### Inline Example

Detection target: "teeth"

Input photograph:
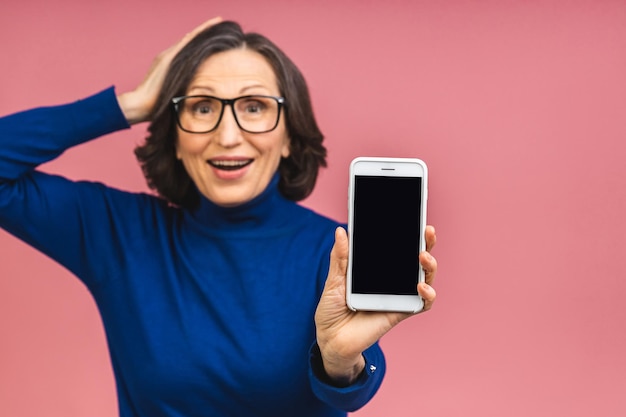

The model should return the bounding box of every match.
[212,160,249,167]
[208,159,253,171]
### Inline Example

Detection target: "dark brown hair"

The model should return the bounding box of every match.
[134,21,327,208]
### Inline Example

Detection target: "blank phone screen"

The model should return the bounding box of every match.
[352,175,422,295]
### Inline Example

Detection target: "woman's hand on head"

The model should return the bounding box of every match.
[314,225,437,386]
[117,16,223,125]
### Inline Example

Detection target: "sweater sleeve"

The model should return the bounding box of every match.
[0,88,135,287]
[0,87,129,181]
[308,341,386,412]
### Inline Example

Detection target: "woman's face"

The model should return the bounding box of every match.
[175,48,290,207]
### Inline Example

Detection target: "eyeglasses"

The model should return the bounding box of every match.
[171,95,285,134]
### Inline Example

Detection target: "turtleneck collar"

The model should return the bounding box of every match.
[186,173,297,233]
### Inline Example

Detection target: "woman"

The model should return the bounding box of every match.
[0,18,438,417]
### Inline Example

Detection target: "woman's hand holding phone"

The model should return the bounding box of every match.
[314,224,437,386]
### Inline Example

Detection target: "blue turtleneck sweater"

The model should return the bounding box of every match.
[0,88,385,417]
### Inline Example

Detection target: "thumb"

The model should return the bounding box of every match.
[328,227,349,283]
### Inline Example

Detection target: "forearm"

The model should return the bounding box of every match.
[0,87,129,181]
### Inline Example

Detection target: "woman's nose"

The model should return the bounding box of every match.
[214,106,244,148]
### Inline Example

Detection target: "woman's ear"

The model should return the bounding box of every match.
[281,137,290,158]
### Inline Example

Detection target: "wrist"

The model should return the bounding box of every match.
[318,343,366,387]
[116,91,152,125]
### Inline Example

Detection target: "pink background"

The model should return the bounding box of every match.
[1,1,625,416]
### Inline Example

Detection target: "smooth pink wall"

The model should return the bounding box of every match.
[1,1,625,416]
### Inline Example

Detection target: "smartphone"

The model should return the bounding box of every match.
[346,157,428,313]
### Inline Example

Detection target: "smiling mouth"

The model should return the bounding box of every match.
[207,159,253,171]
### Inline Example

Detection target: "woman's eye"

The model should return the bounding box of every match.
[243,100,266,113]
[192,101,215,115]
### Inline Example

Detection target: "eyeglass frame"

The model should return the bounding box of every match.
[171,95,286,134]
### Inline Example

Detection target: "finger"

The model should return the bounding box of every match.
[182,16,223,42]
[328,227,349,280]
[192,16,224,34]
[321,227,349,294]
[417,282,436,312]
[318,228,350,311]
[171,16,223,57]
[425,225,436,252]
[419,251,437,286]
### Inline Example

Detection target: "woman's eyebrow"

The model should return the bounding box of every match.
[186,83,272,97]
[187,86,215,94]
[239,84,269,94]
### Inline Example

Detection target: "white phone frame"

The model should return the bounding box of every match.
[346,157,428,313]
